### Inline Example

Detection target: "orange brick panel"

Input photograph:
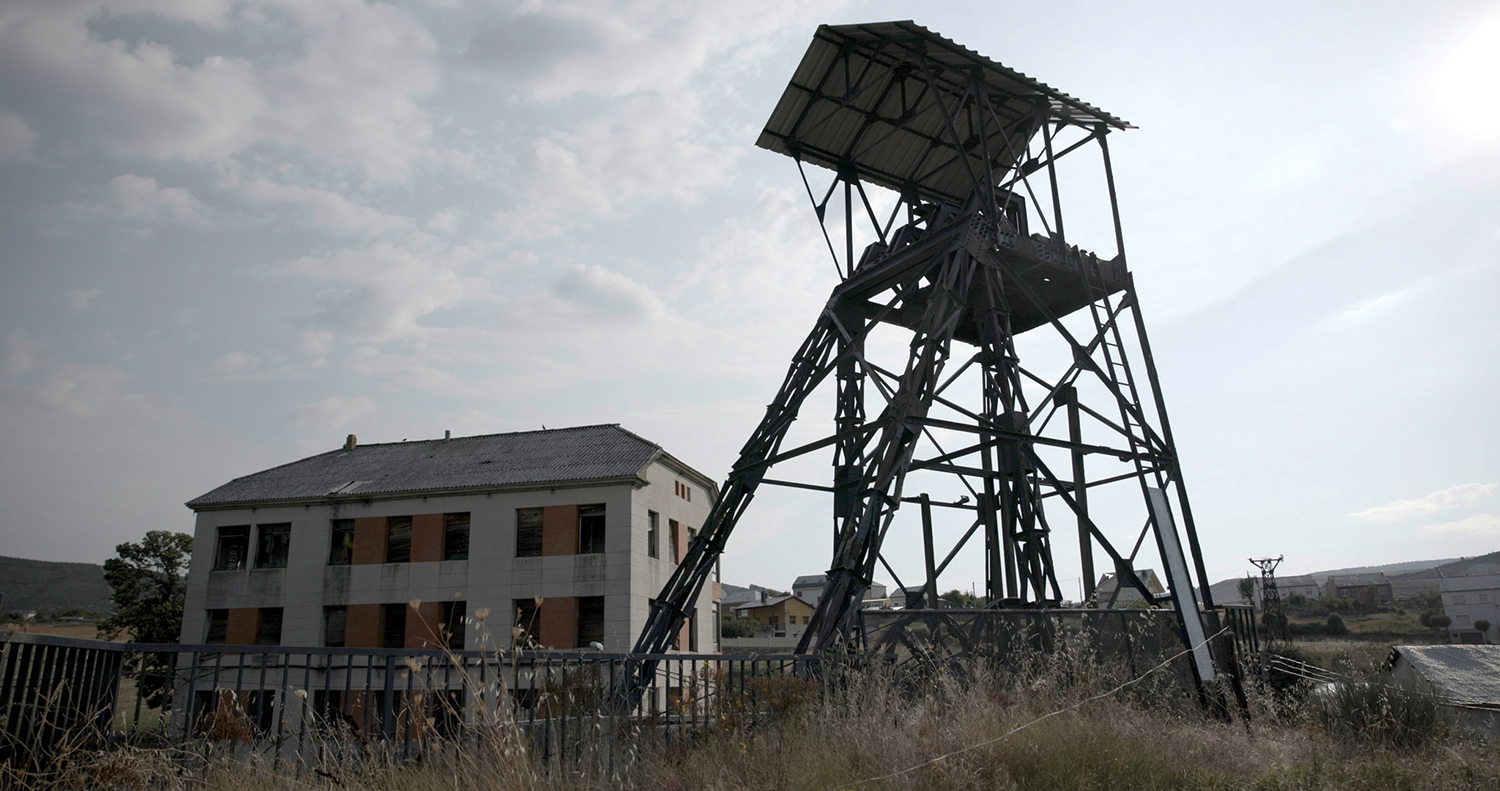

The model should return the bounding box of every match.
[224,608,260,646]
[352,517,386,565]
[712,581,723,602]
[542,505,579,556]
[411,514,444,563]
[538,596,577,649]
[345,603,382,647]
[405,601,444,649]
[677,620,690,652]
[674,522,690,564]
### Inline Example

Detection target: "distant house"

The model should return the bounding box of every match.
[1094,569,1165,608]
[792,574,827,606]
[734,595,816,637]
[720,584,769,610]
[1440,571,1500,644]
[1325,573,1393,602]
[1388,645,1500,736]
[1274,575,1321,600]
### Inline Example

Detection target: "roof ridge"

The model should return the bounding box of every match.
[353,423,629,449]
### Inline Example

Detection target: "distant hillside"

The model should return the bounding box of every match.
[1208,550,1500,603]
[0,555,112,614]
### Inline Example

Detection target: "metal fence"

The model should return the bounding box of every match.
[1,632,816,772]
[3,609,1262,772]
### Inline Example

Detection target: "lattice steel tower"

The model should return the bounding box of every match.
[630,21,1218,685]
[1250,556,1287,643]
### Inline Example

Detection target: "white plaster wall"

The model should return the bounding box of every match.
[182,462,719,653]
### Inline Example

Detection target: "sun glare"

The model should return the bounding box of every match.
[1432,12,1500,142]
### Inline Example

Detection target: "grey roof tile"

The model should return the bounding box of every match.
[188,424,668,509]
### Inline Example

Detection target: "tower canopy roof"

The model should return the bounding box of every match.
[758,21,1130,206]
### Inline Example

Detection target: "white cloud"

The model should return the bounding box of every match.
[280,242,476,342]
[550,264,665,322]
[4,329,38,375]
[0,0,439,182]
[425,208,460,233]
[462,1,842,99]
[67,289,101,312]
[1351,483,1498,521]
[23,364,138,417]
[0,111,37,159]
[494,92,738,239]
[210,350,257,376]
[291,394,376,430]
[1425,513,1500,535]
[236,178,409,236]
[110,175,210,225]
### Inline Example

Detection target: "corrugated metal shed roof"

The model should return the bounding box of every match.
[188,424,682,509]
[1391,645,1500,706]
[758,21,1129,206]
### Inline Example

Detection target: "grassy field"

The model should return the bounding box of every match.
[12,655,1500,791]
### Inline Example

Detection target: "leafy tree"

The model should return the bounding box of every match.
[98,531,192,707]
[1476,619,1491,635]
[940,589,987,608]
[1428,614,1452,633]
[719,613,760,639]
[1325,613,1348,636]
[1237,575,1257,605]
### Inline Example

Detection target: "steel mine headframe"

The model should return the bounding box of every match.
[629,21,1217,686]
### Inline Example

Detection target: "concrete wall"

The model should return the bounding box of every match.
[181,458,717,653]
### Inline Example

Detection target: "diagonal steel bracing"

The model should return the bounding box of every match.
[623,21,1222,711]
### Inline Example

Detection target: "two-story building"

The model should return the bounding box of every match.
[181,425,719,654]
[1441,570,1500,644]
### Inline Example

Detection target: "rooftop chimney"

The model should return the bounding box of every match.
[344,434,357,451]
[444,430,451,441]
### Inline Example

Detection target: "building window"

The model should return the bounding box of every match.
[382,603,407,649]
[513,598,540,646]
[205,609,228,644]
[385,516,412,563]
[1457,615,1472,626]
[1482,593,1491,604]
[577,596,605,648]
[647,511,660,559]
[324,606,347,648]
[1455,595,1467,605]
[441,601,466,650]
[443,513,470,561]
[328,519,354,565]
[254,524,291,569]
[713,603,721,651]
[675,481,692,502]
[214,526,250,570]
[688,607,698,652]
[516,508,543,558]
[669,519,680,562]
[256,608,284,646]
[578,504,606,554]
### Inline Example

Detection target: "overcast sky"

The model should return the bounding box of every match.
[2,0,1498,593]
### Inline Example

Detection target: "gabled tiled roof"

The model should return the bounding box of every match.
[188,424,699,509]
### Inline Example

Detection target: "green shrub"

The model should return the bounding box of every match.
[1312,671,1448,749]
[1326,614,1348,636]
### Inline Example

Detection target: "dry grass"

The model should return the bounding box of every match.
[10,654,1500,791]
